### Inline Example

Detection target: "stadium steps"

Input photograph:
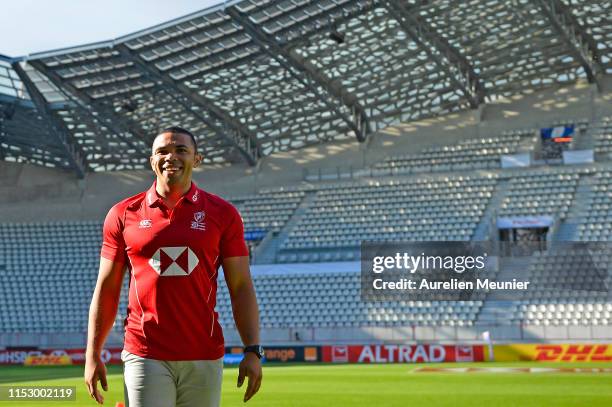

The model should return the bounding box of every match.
[554,174,596,241]
[474,300,518,326]
[573,122,597,150]
[472,179,510,240]
[516,132,538,153]
[252,191,319,264]
[475,257,532,325]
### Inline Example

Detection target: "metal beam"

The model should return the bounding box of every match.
[226,6,372,143]
[12,62,87,178]
[28,60,151,156]
[115,44,261,166]
[269,0,376,48]
[383,0,485,109]
[535,0,604,86]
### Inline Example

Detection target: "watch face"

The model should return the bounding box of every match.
[258,346,265,358]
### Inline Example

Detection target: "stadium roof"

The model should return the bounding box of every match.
[0,0,609,177]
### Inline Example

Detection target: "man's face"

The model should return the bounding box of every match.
[150,132,201,185]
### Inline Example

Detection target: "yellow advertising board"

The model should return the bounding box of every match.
[489,344,612,362]
[24,355,72,366]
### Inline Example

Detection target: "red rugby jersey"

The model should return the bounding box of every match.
[100,182,248,360]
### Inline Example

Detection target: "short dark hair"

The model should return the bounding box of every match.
[155,126,198,151]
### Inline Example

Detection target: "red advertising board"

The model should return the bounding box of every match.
[0,348,123,365]
[322,344,484,363]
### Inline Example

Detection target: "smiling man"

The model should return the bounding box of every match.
[84,126,263,406]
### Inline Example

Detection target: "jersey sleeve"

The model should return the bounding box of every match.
[219,204,249,259]
[100,203,127,263]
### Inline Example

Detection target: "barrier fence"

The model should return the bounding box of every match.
[2,343,611,365]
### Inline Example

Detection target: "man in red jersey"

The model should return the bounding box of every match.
[84,127,262,406]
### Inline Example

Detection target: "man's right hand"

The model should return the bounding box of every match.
[84,354,108,404]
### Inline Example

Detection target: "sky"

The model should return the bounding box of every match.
[0,0,225,57]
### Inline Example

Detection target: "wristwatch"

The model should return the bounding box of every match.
[243,345,265,359]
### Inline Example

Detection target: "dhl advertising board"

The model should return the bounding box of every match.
[490,344,612,362]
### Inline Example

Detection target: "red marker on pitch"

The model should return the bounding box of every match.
[115,402,125,407]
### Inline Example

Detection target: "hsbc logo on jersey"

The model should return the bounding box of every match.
[148,246,199,276]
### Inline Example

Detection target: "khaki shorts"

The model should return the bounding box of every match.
[121,350,223,407]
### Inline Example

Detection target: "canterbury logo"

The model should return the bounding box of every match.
[148,246,199,276]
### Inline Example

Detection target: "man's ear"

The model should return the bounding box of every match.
[149,155,156,172]
[194,153,203,168]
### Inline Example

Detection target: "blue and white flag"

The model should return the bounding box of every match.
[541,125,574,140]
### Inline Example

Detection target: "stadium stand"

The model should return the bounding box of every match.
[217,271,483,329]
[230,190,305,238]
[280,174,496,255]
[1,0,611,348]
[372,130,535,174]
[497,168,586,220]
[577,169,612,241]
[1,162,611,336]
[0,221,106,333]
[593,116,612,157]
[512,248,612,326]
[1,164,611,342]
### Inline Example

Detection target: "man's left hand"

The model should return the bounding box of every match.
[237,352,262,402]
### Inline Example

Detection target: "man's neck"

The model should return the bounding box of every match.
[155,180,191,209]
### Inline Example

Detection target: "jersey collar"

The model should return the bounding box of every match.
[146,181,200,207]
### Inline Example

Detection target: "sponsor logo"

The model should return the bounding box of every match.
[304,347,318,362]
[224,354,244,364]
[265,349,296,362]
[331,346,348,363]
[455,345,474,362]
[357,345,446,363]
[149,246,199,276]
[191,211,206,231]
[534,345,612,362]
[0,351,42,364]
[322,344,483,364]
[139,219,152,228]
[24,355,72,366]
[0,348,122,365]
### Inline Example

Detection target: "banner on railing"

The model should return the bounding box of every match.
[490,344,612,362]
[321,344,484,363]
[0,348,123,365]
[225,346,320,363]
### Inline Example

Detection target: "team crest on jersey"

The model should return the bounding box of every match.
[191,211,206,231]
[139,219,152,228]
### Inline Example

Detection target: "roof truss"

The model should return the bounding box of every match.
[12,62,87,178]
[28,60,151,157]
[383,0,485,109]
[227,5,372,143]
[116,44,261,166]
[534,0,605,87]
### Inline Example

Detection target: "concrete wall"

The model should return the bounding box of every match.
[1,324,610,348]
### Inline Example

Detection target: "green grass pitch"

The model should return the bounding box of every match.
[1,362,611,406]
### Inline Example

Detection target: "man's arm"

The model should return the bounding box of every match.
[223,256,262,403]
[84,257,126,405]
